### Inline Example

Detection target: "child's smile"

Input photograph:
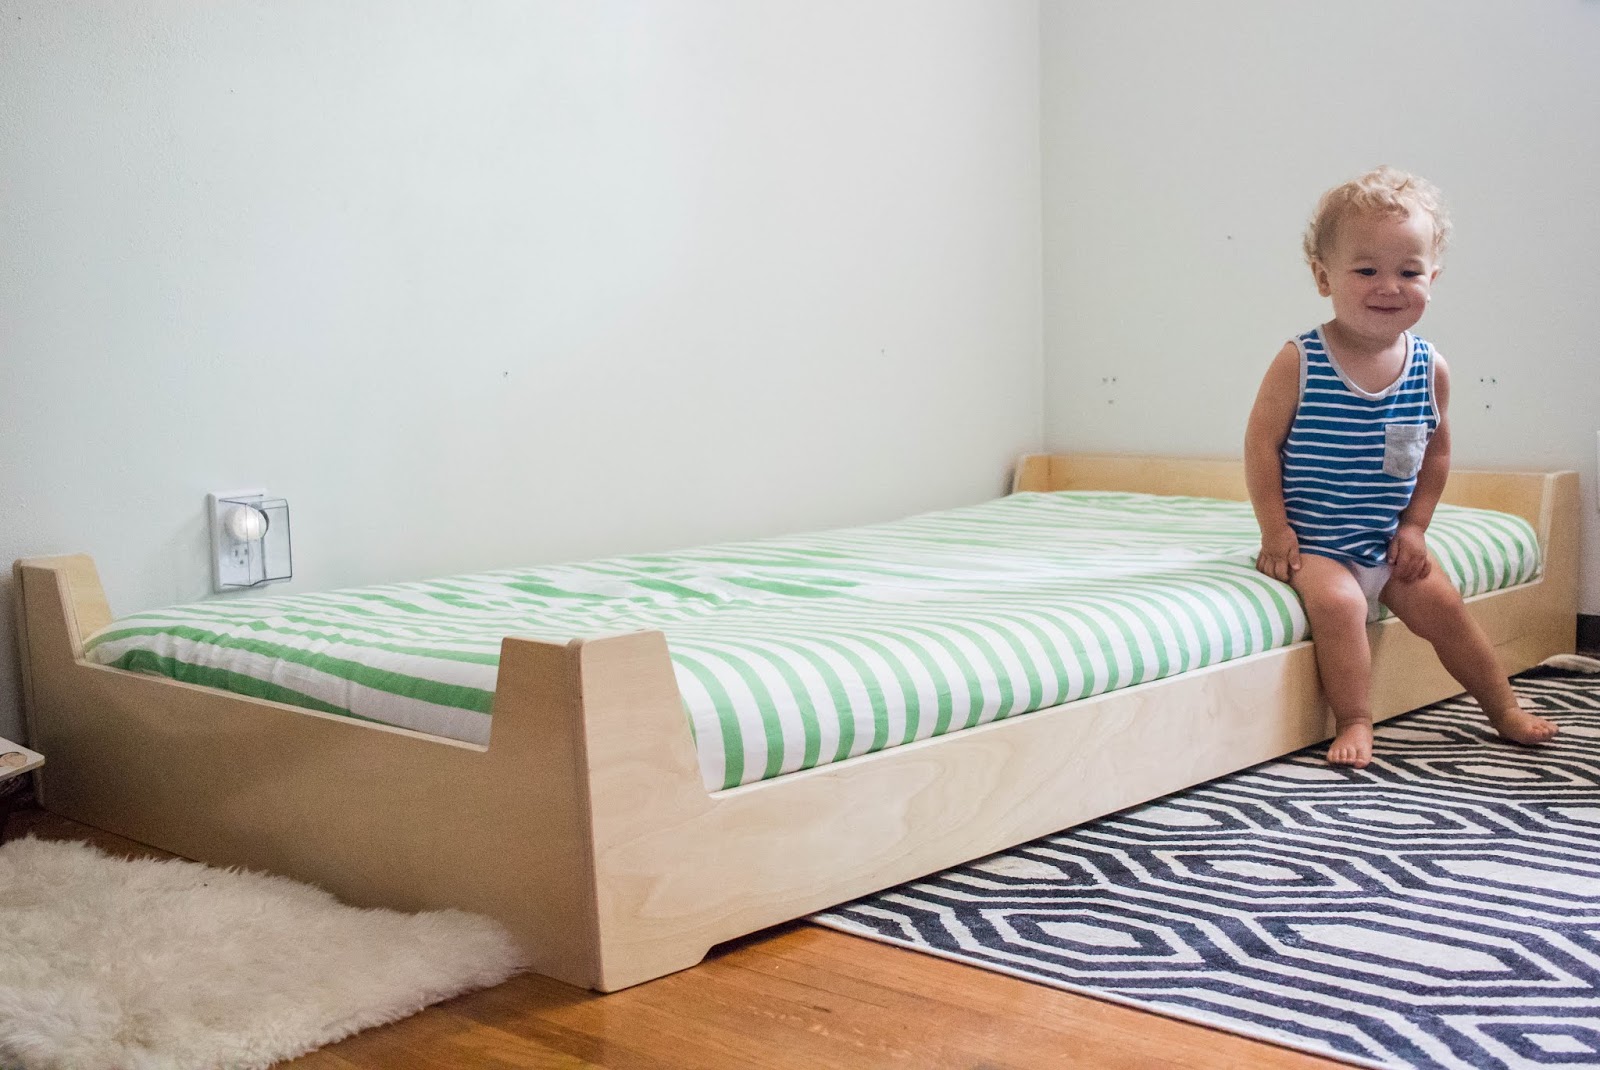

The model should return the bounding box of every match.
[1312,211,1439,347]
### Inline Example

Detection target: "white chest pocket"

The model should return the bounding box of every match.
[1383,422,1429,479]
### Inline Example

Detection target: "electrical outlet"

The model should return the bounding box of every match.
[208,488,266,592]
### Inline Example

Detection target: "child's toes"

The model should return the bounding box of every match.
[1489,709,1559,746]
[1327,742,1370,768]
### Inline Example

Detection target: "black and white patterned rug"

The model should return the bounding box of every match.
[813,669,1600,1070]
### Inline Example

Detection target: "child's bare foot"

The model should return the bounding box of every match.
[1486,706,1559,745]
[1327,720,1373,768]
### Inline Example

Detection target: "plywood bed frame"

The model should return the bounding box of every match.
[12,455,1579,992]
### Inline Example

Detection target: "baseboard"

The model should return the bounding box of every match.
[1580,614,1600,657]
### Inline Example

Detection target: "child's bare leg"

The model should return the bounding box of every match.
[1382,564,1558,744]
[1292,556,1376,767]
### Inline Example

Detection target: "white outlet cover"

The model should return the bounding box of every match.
[208,488,266,592]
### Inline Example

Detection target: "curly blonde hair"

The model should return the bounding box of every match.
[1302,166,1451,266]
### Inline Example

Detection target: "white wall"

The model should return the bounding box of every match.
[1042,1,1600,613]
[0,1,1044,742]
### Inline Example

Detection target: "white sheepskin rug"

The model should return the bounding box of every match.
[0,837,525,1070]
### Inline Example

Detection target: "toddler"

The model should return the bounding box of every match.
[1243,166,1558,767]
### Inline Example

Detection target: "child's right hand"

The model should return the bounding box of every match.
[1255,528,1302,582]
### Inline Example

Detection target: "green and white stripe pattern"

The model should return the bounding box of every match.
[83,492,1541,790]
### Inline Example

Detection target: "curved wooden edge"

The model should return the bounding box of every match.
[12,555,111,779]
[10,560,40,749]
[10,556,629,990]
[569,631,717,989]
[1508,470,1579,655]
[13,554,111,671]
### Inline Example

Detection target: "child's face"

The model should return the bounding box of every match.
[1312,210,1440,341]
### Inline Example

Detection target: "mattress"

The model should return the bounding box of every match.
[82,492,1541,790]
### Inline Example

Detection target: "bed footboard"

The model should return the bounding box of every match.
[13,555,619,987]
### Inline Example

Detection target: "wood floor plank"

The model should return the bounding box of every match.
[722,927,1335,1070]
[6,807,1347,1069]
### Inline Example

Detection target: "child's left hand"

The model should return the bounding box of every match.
[1386,522,1432,581]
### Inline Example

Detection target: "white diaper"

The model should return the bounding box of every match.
[1342,560,1393,624]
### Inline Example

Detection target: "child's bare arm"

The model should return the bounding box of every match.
[1389,357,1453,580]
[1244,343,1302,581]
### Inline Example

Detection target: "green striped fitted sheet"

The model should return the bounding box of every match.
[83,492,1540,790]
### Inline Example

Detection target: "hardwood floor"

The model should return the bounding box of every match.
[8,807,1343,1069]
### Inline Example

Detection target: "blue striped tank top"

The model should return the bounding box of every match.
[1280,327,1438,566]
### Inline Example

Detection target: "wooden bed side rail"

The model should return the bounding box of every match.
[572,559,1577,991]
[576,464,1581,990]
[11,555,614,989]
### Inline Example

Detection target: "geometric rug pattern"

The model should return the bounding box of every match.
[814,671,1600,1070]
